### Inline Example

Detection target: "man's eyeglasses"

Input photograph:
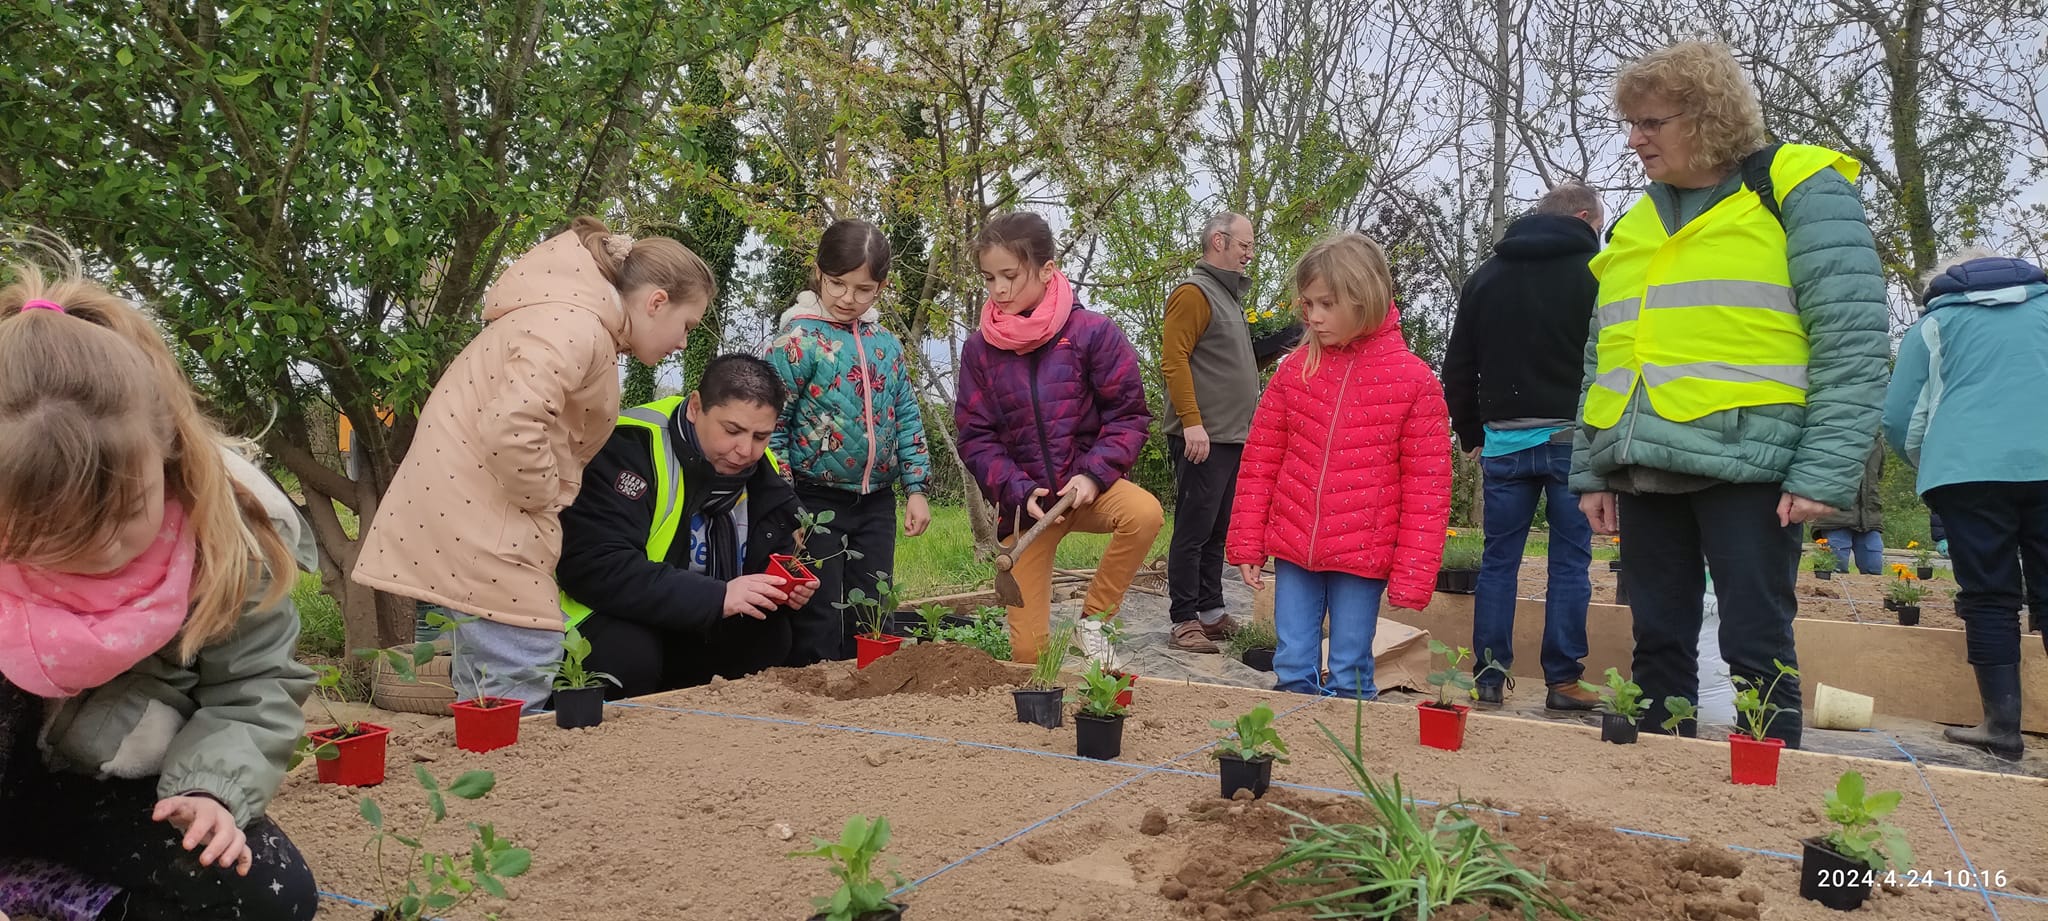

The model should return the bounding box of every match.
[1219,231,1256,253]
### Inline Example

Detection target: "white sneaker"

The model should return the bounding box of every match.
[1076,618,1118,671]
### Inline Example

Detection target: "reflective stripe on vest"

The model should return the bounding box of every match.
[1583,144,1859,427]
[559,397,780,629]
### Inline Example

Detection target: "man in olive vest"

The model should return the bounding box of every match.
[1161,213,1263,653]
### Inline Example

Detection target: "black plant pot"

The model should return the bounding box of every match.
[1012,688,1064,729]
[1435,568,1478,594]
[1917,566,1935,580]
[1896,605,1921,626]
[808,903,907,921]
[888,610,973,638]
[1608,559,1622,573]
[1882,597,1899,611]
[1217,752,1275,799]
[1799,837,1874,911]
[1600,711,1639,745]
[1816,569,1833,581]
[1075,713,1125,760]
[1240,648,1275,672]
[552,686,605,730]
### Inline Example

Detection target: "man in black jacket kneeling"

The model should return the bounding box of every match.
[558,354,817,697]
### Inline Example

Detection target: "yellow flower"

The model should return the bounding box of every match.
[1447,528,1459,537]
[1816,537,1830,546]
[1907,541,1919,549]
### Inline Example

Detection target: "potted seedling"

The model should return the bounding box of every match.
[547,625,619,730]
[1094,614,1137,708]
[1728,660,1800,785]
[1578,667,1648,744]
[1608,536,1622,572]
[1885,572,1924,626]
[1800,770,1913,911]
[1659,696,1700,736]
[1809,538,1838,580]
[299,664,391,787]
[367,629,529,753]
[778,508,859,594]
[1068,662,1134,760]
[789,815,908,921]
[1210,704,1289,799]
[359,767,531,921]
[1012,621,1074,729]
[838,577,906,669]
[1435,528,1481,594]
[1910,540,1936,580]
[1418,641,1505,751]
[1228,618,1279,672]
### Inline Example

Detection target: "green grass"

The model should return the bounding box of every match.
[293,571,346,659]
[887,504,1174,599]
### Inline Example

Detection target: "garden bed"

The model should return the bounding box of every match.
[1517,563,1965,629]
[278,647,2048,921]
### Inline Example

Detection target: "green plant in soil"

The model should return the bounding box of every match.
[1731,660,1800,742]
[834,574,903,641]
[1660,697,1699,733]
[788,815,905,921]
[1026,620,1077,690]
[795,508,864,572]
[1820,771,1913,872]
[1807,539,1839,573]
[1441,528,1483,570]
[1210,704,1290,763]
[911,603,955,644]
[1885,576,1924,607]
[1911,540,1934,571]
[1067,661,1134,718]
[1235,699,1582,920]
[360,767,531,921]
[1226,618,1279,657]
[548,625,620,692]
[1577,667,1648,720]
[1425,640,1505,708]
[934,608,1011,661]
[289,664,357,769]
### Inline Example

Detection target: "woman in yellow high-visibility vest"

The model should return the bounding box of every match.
[1569,42,1890,749]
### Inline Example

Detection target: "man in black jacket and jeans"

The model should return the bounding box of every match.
[1443,183,1604,712]
[557,355,818,698]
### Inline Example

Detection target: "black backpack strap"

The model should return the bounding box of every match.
[1742,143,1785,226]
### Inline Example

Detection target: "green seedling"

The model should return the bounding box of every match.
[934,609,1011,661]
[834,575,904,641]
[360,767,530,920]
[1731,660,1800,742]
[548,625,620,692]
[1210,704,1290,763]
[1885,576,1924,607]
[1026,620,1077,691]
[1660,696,1699,733]
[1426,640,1506,707]
[1577,668,1649,720]
[911,603,954,644]
[788,815,906,921]
[1068,661,1134,718]
[1820,771,1913,872]
[290,664,356,769]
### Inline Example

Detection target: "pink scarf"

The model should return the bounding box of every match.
[979,270,1076,354]
[0,500,196,698]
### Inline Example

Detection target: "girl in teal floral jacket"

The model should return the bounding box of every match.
[766,220,933,662]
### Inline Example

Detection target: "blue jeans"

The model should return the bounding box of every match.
[1817,528,1884,574]
[1473,442,1591,688]
[1273,559,1384,699]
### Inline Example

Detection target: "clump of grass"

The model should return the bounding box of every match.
[294,572,346,659]
[1226,618,1278,657]
[1235,700,1583,920]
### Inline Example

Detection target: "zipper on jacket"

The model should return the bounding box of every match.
[1027,350,1061,498]
[1306,351,1355,567]
[1620,383,1643,465]
[852,323,878,494]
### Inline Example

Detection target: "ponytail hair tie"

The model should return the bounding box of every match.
[20,299,65,313]
[603,234,635,261]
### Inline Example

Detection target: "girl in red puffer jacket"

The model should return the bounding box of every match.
[1226,233,1453,699]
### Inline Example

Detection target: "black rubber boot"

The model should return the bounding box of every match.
[1944,663,2025,762]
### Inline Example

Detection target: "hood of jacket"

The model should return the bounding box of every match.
[779,290,879,329]
[1926,257,2048,312]
[481,230,628,344]
[1493,214,1600,260]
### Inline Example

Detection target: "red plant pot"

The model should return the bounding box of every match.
[767,554,819,592]
[1417,702,1470,751]
[1112,672,1137,709]
[855,634,905,669]
[310,722,390,787]
[1729,735,1785,786]
[450,697,522,753]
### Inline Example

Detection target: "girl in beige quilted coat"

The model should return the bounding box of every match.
[353,217,714,710]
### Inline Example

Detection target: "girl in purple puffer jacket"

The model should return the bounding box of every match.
[955,212,1163,665]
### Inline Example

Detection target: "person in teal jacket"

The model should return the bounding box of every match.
[1884,250,2048,763]
[766,220,934,663]
[1571,42,1890,749]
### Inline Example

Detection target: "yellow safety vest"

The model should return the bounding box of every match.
[1583,144,1860,427]
[559,396,780,629]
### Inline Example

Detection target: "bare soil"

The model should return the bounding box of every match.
[1521,563,1965,629]
[280,647,2048,921]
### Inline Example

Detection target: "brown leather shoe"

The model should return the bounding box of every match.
[1545,681,1602,712]
[1199,611,1240,641]
[1170,621,1221,653]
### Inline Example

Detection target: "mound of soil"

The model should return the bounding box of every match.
[772,642,1019,700]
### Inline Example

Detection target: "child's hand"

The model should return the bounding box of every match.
[1238,563,1264,590]
[1058,475,1100,508]
[725,574,790,619]
[153,794,252,876]
[904,493,931,537]
[1025,489,1066,524]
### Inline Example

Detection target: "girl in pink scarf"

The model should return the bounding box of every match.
[0,270,317,921]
